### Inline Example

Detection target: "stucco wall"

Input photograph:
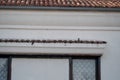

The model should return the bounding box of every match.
[0,10,120,27]
[0,10,120,80]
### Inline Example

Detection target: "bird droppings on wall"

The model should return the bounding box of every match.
[0,38,107,45]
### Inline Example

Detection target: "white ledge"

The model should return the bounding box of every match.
[0,43,106,55]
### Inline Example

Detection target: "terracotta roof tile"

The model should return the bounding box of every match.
[0,0,120,8]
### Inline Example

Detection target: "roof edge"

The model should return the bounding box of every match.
[0,6,120,12]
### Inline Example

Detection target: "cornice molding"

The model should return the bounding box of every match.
[0,25,120,31]
[0,39,106,55]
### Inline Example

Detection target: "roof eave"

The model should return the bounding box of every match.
[0,6,120,12]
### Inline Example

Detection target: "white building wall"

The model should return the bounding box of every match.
[0,10,120,80]
[0,10,120,27]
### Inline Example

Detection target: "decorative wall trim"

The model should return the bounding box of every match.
[0,38,106,55]
[0,25,120,31]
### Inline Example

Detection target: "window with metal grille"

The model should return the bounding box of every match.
[0,56,100,80]
[0,58,8,80]
[73,59,96,80]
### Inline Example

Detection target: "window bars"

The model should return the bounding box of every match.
[0,59,8,80]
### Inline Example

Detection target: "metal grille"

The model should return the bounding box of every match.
[73,59,96,80]
[0,58,8,80]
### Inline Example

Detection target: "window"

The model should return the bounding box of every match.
[0,58,8,80]
[0,55,100,80]
[12,58,69,80]
[73,59,96,80]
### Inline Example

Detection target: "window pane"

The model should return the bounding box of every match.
[12,58,69,80]
[73,59,96,80]
[0,58,8,80]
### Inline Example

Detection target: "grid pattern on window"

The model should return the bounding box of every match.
[0,58,8,80]
[73,59,96,80]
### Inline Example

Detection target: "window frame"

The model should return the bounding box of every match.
[0,54,101,80]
